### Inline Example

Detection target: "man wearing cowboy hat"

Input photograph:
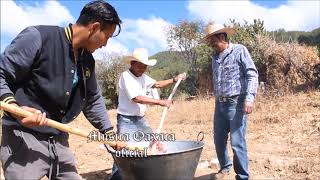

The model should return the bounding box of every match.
[203,23,258,180]
[109,48,186,180]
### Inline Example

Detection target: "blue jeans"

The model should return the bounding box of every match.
[110,114,153,178]
[213,97,249,180]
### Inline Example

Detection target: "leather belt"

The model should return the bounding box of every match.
[217,95,239,102]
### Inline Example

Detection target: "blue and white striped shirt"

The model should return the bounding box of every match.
[212,43,258,102]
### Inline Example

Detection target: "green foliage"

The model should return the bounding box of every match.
[229,19,268,72]
[166,20,213,95]
[147,51,189,97]
[230,19,266,43]
[166,20,204,71]
[268,29,305,43]
[146,45,213,96]
[95,57,127,109]
[194,44,213,72]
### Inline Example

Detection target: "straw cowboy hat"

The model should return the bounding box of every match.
[202,23,235,42]
[123,48,157,66]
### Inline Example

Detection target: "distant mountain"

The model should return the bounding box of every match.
[147,51,189,80]
[149,51,188,68]
[268,27,320,44]
[311,27,320,34]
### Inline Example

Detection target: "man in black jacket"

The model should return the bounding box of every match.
[0,1,123,179]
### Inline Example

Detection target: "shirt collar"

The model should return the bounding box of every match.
[220,43,233,57]
[214,43,233,63]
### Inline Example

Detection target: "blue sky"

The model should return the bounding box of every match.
[61,0,289,23]
[1,0,319,59]
[57,1,190,24]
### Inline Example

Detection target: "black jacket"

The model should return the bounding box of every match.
[0,25,113,134]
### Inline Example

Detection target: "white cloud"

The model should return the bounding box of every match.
[117,17,172,54]
[187,0,320,31]
[1,0,74,37]
[93,39,129,60]
[94,17,172,59]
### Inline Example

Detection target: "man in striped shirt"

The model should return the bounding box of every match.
[203,23,258,180]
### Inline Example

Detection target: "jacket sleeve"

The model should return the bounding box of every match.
[82,63,113,133]
[0,26,42,104]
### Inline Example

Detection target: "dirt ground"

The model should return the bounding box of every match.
[67,91,320,180]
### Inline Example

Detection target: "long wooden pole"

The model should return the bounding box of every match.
[156,73,185,134]
[0,102,143,151]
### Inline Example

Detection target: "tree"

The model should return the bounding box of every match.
[167,21,202,71]
[96,54,127,109]
[298,27,320,57]
[229,19,268,76]
[166,20,213,95]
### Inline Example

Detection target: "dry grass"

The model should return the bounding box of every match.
[255,35,320,91]
[68,91,320,179]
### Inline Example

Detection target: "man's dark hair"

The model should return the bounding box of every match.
[76,0,122,36]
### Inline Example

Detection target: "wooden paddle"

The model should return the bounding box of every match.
[156,72,185,134]
[0,101,142,151]
[149,73,186,154]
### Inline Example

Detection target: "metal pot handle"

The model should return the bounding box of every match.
[197,131,204,142]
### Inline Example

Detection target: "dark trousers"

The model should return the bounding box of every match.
[0,125,80,180]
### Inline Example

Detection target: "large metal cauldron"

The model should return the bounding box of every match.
[106,141,204,180]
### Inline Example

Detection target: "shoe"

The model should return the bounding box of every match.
[108,171,122,180]
[212,169,230,179]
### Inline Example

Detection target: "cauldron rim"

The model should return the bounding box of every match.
[106,140,204,157]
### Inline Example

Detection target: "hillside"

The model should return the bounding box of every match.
[147,51,189,80]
